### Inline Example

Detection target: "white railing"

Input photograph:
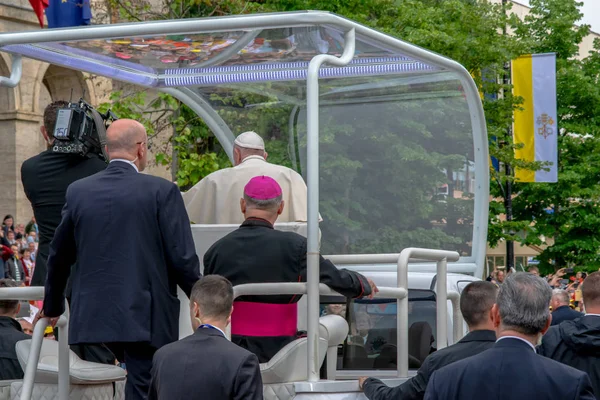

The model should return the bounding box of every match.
[0,286,70,400]
[231,247,460,380]
[396,248,459,377]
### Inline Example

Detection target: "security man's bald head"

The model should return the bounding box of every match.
[106,119,148,171]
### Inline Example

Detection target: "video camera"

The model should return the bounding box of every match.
[52,98,118,162]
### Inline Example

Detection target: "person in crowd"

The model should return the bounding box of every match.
[27,230,37,244]
[424,273,595,400]
[550,288,583,325]
[27,242,37,262]
[18,318,33,335]
[14,224,25,241]
[538,271,600,396]
[149,276,263,400]
[2,215,14,237]
[183,131,313,224]
[495,269,505,285]
[25,216,38,237]
[6,230,16,246]
[359,281,498,400]
[20,248,33,285]
[35,119,202,400]
[21,100,107,288]
[3,244,24,283]
[0,279,31,380]
[203,175,377,363]
[528,265,540,276]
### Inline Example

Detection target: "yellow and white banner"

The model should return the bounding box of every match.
[512,53,558,183]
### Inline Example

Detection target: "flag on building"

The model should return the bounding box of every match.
[512,53,558,183]
[45,0,92,29]
[28,0,49,28]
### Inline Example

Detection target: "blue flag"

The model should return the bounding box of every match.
[45,0,91,29]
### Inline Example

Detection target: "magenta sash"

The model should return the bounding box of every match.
[231,301,298,337]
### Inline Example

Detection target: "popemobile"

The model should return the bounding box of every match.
[0,10,488,400]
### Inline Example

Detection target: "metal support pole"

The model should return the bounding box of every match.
[501,0,514,273]
[0,54,22,88]
[57,316,70,400]
[306,28,356,381]
[447,291,463,343]
[436,258,448,350]
[21,318,47,400]
[396,251,410,378]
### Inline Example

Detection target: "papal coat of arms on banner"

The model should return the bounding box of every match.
[536,113,555,139]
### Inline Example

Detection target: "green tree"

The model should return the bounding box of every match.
[509,0,600,273]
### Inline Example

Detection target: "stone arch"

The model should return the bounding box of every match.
[41,64,91,107]
[0,53,18,112]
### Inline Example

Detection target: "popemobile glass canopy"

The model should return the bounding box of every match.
[0,11,489,275]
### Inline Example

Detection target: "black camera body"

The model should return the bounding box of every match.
[52,98,117,162]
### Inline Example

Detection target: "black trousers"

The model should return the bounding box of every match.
[105,342,157,400]
[54,296,117,365]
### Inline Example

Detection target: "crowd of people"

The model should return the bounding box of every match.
[488,264,593,311]
[0,214,39,284]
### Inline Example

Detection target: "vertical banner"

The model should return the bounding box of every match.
[512,53,558,183]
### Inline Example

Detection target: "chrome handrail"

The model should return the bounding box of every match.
[396,247,460,378]
[0,287,70,400]
[231,247,460,381]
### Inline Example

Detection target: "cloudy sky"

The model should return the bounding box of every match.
[514,0,600,33]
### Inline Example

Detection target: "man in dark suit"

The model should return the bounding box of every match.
[538,272,600,396]
[424,273,596,400]
[149,275,263,400]
[359,281,498,400]
[21,100,107,287]
[21,101,112,365]
[550,288,583,325]
[35,119,202,400]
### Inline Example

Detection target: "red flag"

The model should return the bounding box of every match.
[29,0,50,28]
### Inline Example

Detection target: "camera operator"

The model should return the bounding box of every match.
[21,100,112,364]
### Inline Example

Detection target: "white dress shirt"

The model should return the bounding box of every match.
[110,158,138,172]
[496,335,536,352]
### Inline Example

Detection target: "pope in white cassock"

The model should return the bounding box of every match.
[182,131,312,224]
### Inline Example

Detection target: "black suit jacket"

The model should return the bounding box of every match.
[149,327,263,400]
[42,161,201,348]
[551,305,584,326]
[21,150,107,287]
[424,337,596,400]
[0,317,30,380]
[364,330,496,400]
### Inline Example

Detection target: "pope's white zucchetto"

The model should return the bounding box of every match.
[234,131,265,151]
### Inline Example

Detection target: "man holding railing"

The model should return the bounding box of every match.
[34,119,202,400]
[203,175,378,363]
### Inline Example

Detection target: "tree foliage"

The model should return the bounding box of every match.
[508,0,600,273]
[100,0,600,270]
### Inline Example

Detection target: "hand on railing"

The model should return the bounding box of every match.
[366,278,379,299]
[33,309,59,329]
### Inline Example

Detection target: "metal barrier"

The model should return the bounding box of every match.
[0,286,70,400]
[447,291,463,343]
[231,246,460,381]
[396,248,460,378]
